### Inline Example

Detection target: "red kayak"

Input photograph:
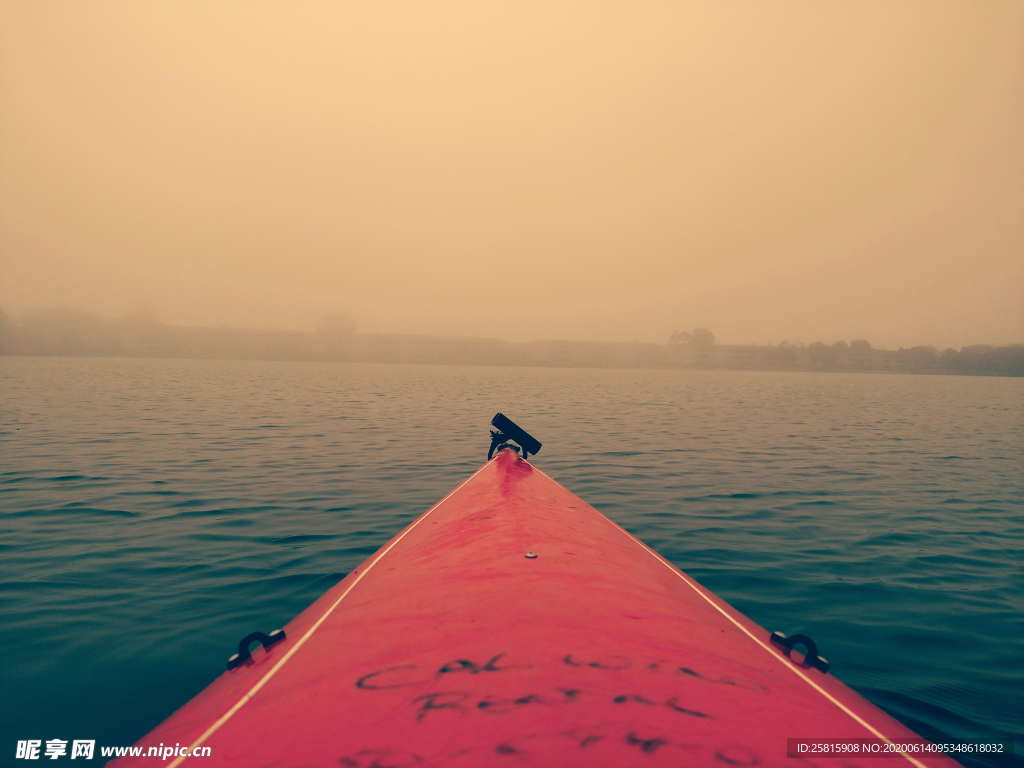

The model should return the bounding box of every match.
[113,415,961,767]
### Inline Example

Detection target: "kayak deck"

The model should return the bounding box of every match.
[115,449,960,767]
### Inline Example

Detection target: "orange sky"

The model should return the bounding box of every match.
[2,1,1022,348]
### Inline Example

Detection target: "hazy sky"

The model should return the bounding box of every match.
[3,1,1022,348]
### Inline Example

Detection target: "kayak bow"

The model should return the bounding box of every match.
[113,416,960,768]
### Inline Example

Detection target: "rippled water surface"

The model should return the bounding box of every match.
[2,356,1021,765]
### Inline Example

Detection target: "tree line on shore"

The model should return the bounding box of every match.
[1,308,1021,377]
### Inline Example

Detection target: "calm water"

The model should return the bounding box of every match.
[1,356,1021,766]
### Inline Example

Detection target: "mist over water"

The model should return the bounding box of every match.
[1,357,1021,765]
[3,2,1023,348]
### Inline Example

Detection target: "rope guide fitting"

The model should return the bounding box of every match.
[769,631,830,673]
[227,629,287,670]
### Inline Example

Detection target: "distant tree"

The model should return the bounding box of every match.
[956,345,996,374]
[940,348,959,370]
[843,339,875,369]
[900,346,939,369]
[691,328,715,350]
[688,328,714,365]
[768,342,799,367]
[831,340,850,368]
[989,345,1024,376]
[806,341,838,369]
[667,328,715,365]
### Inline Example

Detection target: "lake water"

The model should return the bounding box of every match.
[1,356,1021,766]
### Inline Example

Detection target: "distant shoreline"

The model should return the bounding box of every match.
[3,347,1022,379]
[2,310,1021,377]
